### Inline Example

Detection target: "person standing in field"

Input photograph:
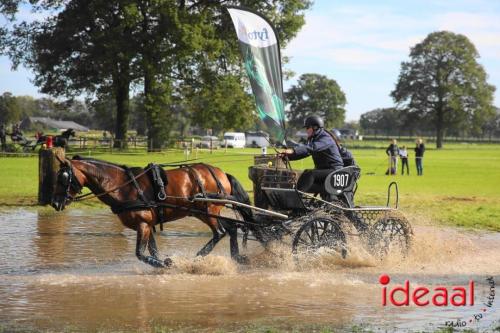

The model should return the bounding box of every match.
[399,145,409,175]
[415,138,425,176]
[385,139,399,175]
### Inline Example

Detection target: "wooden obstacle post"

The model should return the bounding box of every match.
[38,147,65,205]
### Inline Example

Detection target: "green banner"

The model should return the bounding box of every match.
[227,6,286,144]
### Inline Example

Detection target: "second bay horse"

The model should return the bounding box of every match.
[51,156,255,268]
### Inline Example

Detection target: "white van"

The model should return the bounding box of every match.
[223,132,246,148]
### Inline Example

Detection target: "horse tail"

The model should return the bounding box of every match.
[227,173,253,223]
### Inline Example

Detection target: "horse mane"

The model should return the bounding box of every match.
[72,155,127,169]
[71,155,147,175]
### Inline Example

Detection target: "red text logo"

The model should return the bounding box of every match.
[380,274,475,307]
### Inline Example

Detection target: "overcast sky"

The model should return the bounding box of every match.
[1,0,499,121]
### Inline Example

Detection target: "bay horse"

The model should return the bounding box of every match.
[51,156,255,268]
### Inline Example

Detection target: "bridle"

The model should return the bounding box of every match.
[56,163,84,202]
[59,160,155,202]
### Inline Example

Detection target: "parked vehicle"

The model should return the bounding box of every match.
[223,132,246,148]
[338,128,360,140]
[198,136,220,149]
[245,131,269,148]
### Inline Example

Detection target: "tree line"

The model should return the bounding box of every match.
[0,70,348,141]
[1,3,497,149]
[0,92,148,135]
[362,31,497,147]
[359,106,500,140]
[0,0,314,149]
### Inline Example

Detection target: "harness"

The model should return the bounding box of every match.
[107,163,228,231]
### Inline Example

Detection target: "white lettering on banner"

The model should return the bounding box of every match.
[247,28,269,41]
[227,8,278,48]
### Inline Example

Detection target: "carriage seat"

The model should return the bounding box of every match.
[323,166,361,207]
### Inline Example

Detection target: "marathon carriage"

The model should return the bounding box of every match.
[243,157,414,260]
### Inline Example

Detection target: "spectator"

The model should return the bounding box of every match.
[399,145,409,175]
[385,139,399,175]
[0,123,6,151]
[415,138,425,176]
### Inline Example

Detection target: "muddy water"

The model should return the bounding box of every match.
[0,208,499,332]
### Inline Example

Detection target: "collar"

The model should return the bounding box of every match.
[310,127,323,139]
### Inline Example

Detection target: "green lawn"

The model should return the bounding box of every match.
[1,144,499,231]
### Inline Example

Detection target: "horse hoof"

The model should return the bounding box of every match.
[163,257,173,267]
[234,255,250,265]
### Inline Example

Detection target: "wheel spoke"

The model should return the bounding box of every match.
[320,223,328,238]
[369,218,411,258]
[312,223,321,243]
[305,228,314,243]
[293,217,347,255]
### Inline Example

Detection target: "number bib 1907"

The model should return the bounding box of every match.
[331,172,350,190]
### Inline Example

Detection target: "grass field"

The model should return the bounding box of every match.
[1,143,499,231]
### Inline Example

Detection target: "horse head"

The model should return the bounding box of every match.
[51,156,84,211]
[64,128,76,138]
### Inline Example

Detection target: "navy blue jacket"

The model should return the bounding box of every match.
[288,128,344,170]
[386,143,399,156]
[415,143,425,157]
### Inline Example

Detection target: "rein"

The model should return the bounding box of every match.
[70,159,250,203]
[72,162,223,203]
[73,165,154,202]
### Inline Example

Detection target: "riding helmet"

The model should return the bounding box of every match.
[303,115,324,128]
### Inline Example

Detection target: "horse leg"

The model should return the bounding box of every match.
[147,232,172,266]
[136,222,171,268]
[224,218,249,264]
[147,231,159,259]
[196,224,226,257]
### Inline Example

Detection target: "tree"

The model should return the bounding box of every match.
[88,96,116,134]
[6,1,138,148]
[286,73,346,130]
[3,0,312,149]
[482,107,500,139]
[15,95,39,117]
[391,31,496,148]
[189,74,255,133]
[0,92,21,124]
[359,108,402,136]
[129,94,147,136]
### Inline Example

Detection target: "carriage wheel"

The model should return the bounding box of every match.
[292,217,347,258]
[368,215,412,259]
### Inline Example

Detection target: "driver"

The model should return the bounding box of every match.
[279,115,344,199]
